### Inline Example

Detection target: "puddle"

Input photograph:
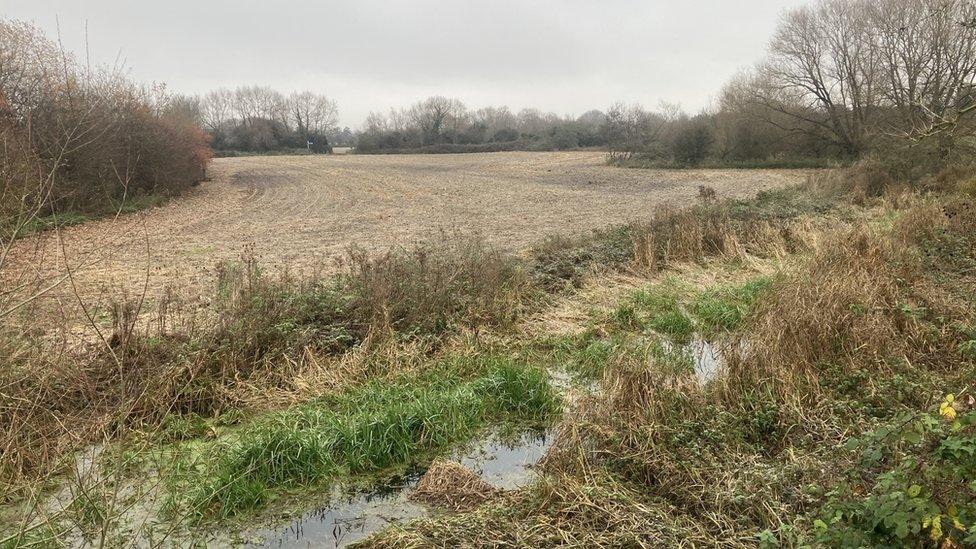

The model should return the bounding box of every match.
[662,335,724,381]
[248,429,554,548]
[250,481,425,548]
[458,429,554,490]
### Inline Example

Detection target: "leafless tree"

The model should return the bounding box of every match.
[201,88,233,133]
[745,0,976,155]
[409,96,456,145]
[605,102,669,157]
[473,106,516,137]
[870,0,976,143]
[231,85,287,127]
[759,0,883,155]
[289,91,338,138]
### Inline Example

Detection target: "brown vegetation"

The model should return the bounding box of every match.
[0,19,210,223]
[409,460,500,510]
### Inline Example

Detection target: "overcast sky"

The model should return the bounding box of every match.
[4,0,807,128]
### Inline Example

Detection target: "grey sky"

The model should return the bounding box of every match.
[4,0,807,128]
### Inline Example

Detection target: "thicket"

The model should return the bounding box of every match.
[0,19,211,228]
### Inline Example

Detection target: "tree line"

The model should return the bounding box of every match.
[183,0,975,172]
[721,0,976,174]
[355,98,608,153]
[351,0,975,171]
[192,86,350,153]
[3,0,973,232]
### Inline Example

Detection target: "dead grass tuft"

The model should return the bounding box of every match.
[409,460,499,511]
[727,224,962,412]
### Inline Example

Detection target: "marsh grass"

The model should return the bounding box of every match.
[168,356,560,520]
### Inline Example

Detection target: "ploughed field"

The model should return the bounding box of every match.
[8,152,806,328]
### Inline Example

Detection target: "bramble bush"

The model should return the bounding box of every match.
[816,393,976,547]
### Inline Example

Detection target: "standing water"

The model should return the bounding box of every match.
[661,335,725,381]
[248,429,554,548]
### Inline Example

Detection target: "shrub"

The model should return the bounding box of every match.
[0,19,210,220]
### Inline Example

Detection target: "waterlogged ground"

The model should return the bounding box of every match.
[248,430,554,548]
[0,260,779,548]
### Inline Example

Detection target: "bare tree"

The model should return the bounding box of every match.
[289,91,338,138]
[473,106,516,137]
[388,107,410,133]
[446,98,467,144]
[760,0,883,155]
[605,102,669,157]
[201,88,233,133]
[409,96,455,145]
[746,0,976,155]
[870,0,976,144]
[231,85,286,127]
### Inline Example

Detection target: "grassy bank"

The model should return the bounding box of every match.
[2,167,974,547]
[363,174,976,547]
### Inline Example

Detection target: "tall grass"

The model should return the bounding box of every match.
[363,175,976,548]
[0,236,530,496]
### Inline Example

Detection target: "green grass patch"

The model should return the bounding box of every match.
[168,355,560,520]
[10,194,167,238]
[613,282,695,342]
[538,332,620,380]
[690,277,772,333]
[611,276,772,341]
[17,211,91,236]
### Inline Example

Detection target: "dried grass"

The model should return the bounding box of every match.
[409,460,499,511]
[629,202,818,273]
[730,222,965,411]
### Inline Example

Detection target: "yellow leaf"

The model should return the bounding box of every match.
[941,400,958,422]
[952,516,966,531]
[948,505,965,531]
[931,514,944,542]
[942,536,960,549]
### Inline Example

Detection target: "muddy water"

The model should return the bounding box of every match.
[249,430,554,548]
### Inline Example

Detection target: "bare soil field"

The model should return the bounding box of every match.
[7,151,806,330]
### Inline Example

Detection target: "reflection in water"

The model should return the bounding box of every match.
[661,335,726,381]
[250,430,554,548]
